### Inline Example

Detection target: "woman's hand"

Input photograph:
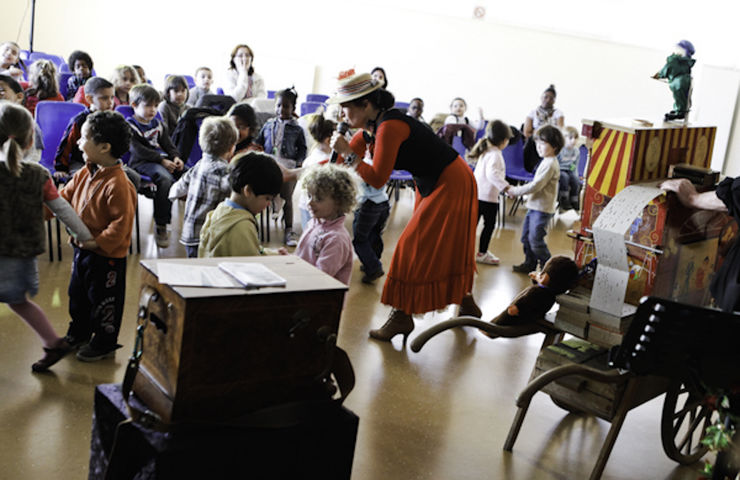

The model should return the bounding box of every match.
[330,132,353,157]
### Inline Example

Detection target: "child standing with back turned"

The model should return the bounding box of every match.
[60,110,137,361]
[0,102,93,372]
[506,125,563,274]
[468,119,512,265]
[169,116,238,257]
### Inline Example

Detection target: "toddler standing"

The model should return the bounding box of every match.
[298,114,335,227]
[0,102,92,372]
[255,87,307,246]
[60,110,137,361]
[169,116,238,257]
[469,119,512,265]
[292,164,356,285]
[506,125,564,273]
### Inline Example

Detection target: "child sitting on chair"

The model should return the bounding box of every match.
[199,152,282,257]
[24,59,64,117]
[158,75,190,134]
[287,164,356,286]
[0,74,44,162]
[505,125,563,274]
[54,77,141,189]
[0,41,25,81]
[188,67,215,107]
[169,117,238,258]
[557,126,581,212]
[60,110,137,362]
[127,84,184,248]
[65,50,93,100]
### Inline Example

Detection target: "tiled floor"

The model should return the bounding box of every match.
[0,191,708,479]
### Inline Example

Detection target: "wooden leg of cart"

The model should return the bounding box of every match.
[588,377,640,480]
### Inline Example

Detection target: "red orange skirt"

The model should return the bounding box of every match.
[381,156,478,314]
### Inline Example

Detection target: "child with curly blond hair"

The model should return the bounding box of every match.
[292,164,357,285]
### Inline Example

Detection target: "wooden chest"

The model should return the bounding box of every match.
[132,256,348,423]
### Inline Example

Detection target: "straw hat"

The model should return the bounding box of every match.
[327,71,382,104]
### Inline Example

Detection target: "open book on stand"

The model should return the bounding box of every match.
[218,262,287,288]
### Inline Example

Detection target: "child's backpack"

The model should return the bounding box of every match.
[171,107,222,168]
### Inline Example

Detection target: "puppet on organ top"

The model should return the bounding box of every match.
[653,39,695,121]
[488,255,579,328]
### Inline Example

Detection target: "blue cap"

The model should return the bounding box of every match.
[677,39,695,58]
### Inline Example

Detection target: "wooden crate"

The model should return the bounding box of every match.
[132,256,348,423]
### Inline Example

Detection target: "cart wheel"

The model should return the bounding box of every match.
[661,381,716,465]
[550,396,583,414]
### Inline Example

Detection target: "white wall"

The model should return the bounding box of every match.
[4,0,739,172]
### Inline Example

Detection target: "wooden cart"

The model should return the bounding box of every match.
[411,317,717,479]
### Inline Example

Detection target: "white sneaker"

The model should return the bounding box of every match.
[476,251,500,265]
[272,197,285,221]
[284,230,298,247]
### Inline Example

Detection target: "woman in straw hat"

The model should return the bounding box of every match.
[329,70,481,343]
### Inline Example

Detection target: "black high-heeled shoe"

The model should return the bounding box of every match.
[369,309,415,343]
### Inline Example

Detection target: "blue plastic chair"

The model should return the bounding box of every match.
[502,139,533,216]
[216,87,224,95]
[394,101,410,110]
[300,101,325,117]
[267,90,276,99]
[475,121,489,141]
[577,144,589,179]
[386,170,414,202]
[164,74,195,89]
[36,101,85,261]
[28,51,65,68]
[306,94,329,103]
[451,135,467,160]
[58,72,75,99]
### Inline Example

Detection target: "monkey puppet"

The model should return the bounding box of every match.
[491,255,579,328]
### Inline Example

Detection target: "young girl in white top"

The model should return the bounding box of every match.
[443,97,484,129]
[225,44,266,102]
[0,102,93,372]
[469,120,512,265]
[505,125,564,274]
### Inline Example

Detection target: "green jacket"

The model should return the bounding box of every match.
[198,201,261,258]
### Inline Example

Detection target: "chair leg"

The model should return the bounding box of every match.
[55,217,62,261]
[46,219,53,262]
[135,203,141,254]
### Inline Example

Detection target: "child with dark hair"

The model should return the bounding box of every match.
[371,67,388,88]
[0,102,92,372]
[228,102,261,154]
[506,124,564,273]
[54,77,141,189]
[188,67,214,107]
[66,50,93,100]
[127,84,184,248]
[168,116,238,257]
[73,64,139,107]
[1,41,25,81]
[406,97,431,129]
[24,59,64,116]
[469,119,512,265]
[255,87,307,246]
[158,75,190,134]
[0,74,44,162]
[297,114,336,227]
[199,152,282,257]
[59,110,137,362]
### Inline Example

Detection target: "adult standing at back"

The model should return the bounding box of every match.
[329,71,481,343]
[225,44,266,103]
[522,84,564,171]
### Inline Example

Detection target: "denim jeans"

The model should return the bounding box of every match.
[352,199,390,275]
[133,162,180,226]
[520,209,553,269]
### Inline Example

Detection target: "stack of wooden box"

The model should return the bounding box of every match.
[554,286,637,347]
